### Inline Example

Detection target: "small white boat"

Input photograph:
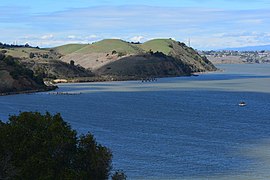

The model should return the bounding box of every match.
[239,102,246,106]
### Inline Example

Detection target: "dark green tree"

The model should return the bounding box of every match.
[112,170,127,180]
[70,60,75,66]
[0,112,112,180]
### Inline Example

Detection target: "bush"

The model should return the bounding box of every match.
[29,52,35,58]
[70,60,75,66]
[117,52,126,57]
[42,54,49,58]
[112,170,127,180]
[0,112,112,180]
[3,55,16,66]
[0,53,5,60]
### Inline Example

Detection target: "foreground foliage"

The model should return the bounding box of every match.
[0,112,112,179]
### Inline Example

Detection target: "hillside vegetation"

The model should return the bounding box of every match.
[0,39,217,90]
[0,46,94,79]
[55,39,217,79]
[0,53,55,94]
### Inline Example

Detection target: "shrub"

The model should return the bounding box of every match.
[0,53,5,60]
[112,170,127,180]
[29,52,35,58]
[70,60,75,66]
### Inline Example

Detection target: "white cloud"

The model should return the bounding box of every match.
[86,35,98,39]
[41,34,54,40]
[67,35,76,39]
[130,36,144,42]
[1,5,270,49]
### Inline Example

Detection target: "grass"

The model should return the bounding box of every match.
[138,39,175,55]
[53,39,175,55]
[4,47,50,58]
[54,44,88,55]
[75,39,140,54]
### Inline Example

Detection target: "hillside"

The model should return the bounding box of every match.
[0,39,217,87]
[0,46,94,79]
[0,54,55,94]
[55,39,217,79]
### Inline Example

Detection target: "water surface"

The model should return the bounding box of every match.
[0,64,270,179]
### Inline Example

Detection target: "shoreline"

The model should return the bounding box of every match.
[52,68,220,84]
[0,86,58,96]
[0,70,218,96]
[51,73,195,84]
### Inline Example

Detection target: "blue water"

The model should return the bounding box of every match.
[0,64,270,179]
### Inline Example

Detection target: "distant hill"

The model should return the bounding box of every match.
[219,45,270,51]
[55,39,217,79]
[0,38,217,88]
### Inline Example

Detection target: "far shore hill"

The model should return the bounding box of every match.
[0,39,217,94]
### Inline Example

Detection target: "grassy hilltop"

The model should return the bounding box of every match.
[55,38,217,79]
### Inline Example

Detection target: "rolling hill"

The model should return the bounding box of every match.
[55,39,217,79]
[0,38,217,92]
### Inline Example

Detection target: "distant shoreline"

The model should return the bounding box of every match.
[0,70,221,96]
[0,86,57,96]
[51,70,221,84]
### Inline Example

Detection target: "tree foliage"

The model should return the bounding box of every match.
[112,170,127,180]
[70,60,75,66]
[0,112,112,180]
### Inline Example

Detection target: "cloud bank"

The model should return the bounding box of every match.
[0,4,269,49]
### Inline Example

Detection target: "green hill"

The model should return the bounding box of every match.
[0,38,217,86]
[138,39,174,55]
[53,38,217,79]
[54,39,174,55]
[74,39,141,54]
[54,44,88,55]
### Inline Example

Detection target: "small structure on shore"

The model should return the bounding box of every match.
[141,77,157,83]
[53,79,68,84]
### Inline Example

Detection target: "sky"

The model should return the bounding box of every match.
[1,0,270,50]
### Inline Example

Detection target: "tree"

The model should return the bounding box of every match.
[112,170,127,180]
[0,112,112,179]
[70,60,75,66]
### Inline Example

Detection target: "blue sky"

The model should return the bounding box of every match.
[1,0,270,49]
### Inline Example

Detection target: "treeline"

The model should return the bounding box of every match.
[0,42,39,49]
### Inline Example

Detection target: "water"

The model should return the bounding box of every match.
[1,64,270,179]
